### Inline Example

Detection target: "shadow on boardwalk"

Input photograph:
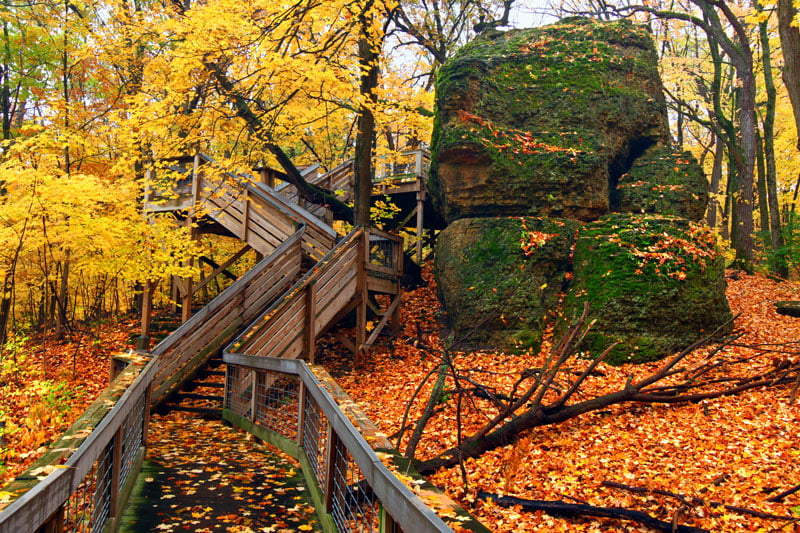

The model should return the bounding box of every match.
[120,410,320,532]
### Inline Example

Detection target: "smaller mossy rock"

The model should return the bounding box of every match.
[429,17,670,224]
[435,217,581,351]
[560,214,732,364]
[615,146,709,221]
[775,301,800,317]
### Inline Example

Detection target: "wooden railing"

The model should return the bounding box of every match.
[221,353,489,533]
[230,227,403,360]
[230,228,363,359]
[251,182,337,261]
[0,358,156,533]
[276,150,429,222]
[149,229,306,404]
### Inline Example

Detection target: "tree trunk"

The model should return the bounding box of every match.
[706,132,723,229]
[354,17,379,227]
[778,0,800,150]
[762,3,787,276]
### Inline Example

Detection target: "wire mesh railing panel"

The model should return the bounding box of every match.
[330,438,380,533]
[302,392,329,489]
[254,371,300,440]
[368,237,394,270]
[64,439,114,533]
[119,393,146,489]
[225,365,253,418]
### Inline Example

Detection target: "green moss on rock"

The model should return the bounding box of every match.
[616,146,709,221]
[560,214,732,364]
[435,217,581,351]
[429,18,670,223]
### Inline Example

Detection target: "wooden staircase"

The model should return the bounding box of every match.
[145,155,403,415]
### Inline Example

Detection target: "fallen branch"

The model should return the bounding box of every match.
[477,491,707,533]
[766,483,800,503]
[601,480,798,521]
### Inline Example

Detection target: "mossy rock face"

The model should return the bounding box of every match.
[560,214,732,364]
[616,146,708,221]
[435,217,582,351]
[429,18,670,224]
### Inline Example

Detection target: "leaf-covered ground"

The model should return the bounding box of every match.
[0,317,141,486]
[321,266,800,532]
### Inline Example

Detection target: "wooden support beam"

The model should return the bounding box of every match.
[249,370,257,422]
[356,230,368,360]
[138,280,153,349]
[323,424,339,514]
[110,427,123,517]
[364,293,401,347]
[296,382,306,448]
[193,245,250,295]
[243,190,250,241]
[143,384,152,446]
[304,282,317,363]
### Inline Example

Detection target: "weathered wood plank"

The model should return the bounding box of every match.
[315,275,358,332]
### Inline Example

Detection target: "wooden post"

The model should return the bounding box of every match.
[355,230,368,360]
[222,365,230,413]
[243,190,250,242]
[41,506,65,533]
[143,384,152,445]
[296,382,306,447]
[304,282,317,363]
[109,427,123,517]
[137,281,153,350]
[249,370,257,422]
[181,154,200,323]
[380,506,396,533]
[323,423,339,514]
[391,237,403,335]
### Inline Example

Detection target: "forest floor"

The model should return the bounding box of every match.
[2,268,799,532]
[0,315,144,487]
[321,266,800,532]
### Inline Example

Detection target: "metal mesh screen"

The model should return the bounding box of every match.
[119,393,145,488]
[225,365,253,418]
[368,236,394,270]
[302,392,329,489]
[64,439,114,533]
[330,437,380,533]
[254,371,300,440]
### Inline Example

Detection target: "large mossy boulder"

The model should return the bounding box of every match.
[616,146,708,221]
[560,214,732,364]
[429,18,670,224]
[435,217,581,351]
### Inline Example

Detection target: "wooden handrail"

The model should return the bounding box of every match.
[221,353,489,533]
[229,227,364,355]
[0,357,157,533]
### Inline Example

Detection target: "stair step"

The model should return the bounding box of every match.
[166,405,221,415]
[200,369,225,376]
[192,382,225,388]
[175,392,222,401]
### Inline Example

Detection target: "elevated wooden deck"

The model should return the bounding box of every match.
[0,152,489,533]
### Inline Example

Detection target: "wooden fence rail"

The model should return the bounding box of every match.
[0,358,157,533]
[229,228,363,360]
[149,228,306,404]
[221,353,489,533]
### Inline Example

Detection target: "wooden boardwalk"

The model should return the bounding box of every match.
[119,411,320,532]
[0,152,487,533]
